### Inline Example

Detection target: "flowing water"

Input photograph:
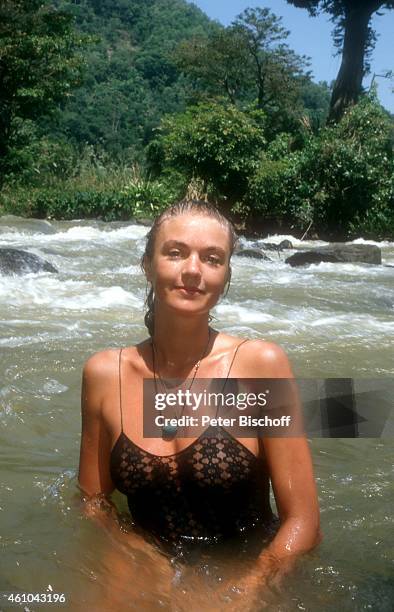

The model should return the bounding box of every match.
[0,216,393,611]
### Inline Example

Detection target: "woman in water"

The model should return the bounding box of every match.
[78,200,321,609]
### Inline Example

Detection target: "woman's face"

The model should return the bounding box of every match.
[144,213,231,318]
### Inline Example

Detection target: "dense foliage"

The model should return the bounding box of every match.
[49,0,214,157]
[247,96,394,237]
[0,0,87,184]
[0,0,393,239]
[175,8,313,138]
[148,96,394,238]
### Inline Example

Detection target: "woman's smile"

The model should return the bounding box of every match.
[176,286,205,296]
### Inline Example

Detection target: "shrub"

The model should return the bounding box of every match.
[120,177,178,216]
[1,188,125,220]
[0,178,179,221]
[299,99,393,234]
[348,200,394,239]
[246,156,295,223]
[148,101,266,202]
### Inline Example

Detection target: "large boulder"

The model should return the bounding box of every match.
[285,244,382,267]
[0,248,58,275]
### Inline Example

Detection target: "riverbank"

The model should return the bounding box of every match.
[1,197,393,243]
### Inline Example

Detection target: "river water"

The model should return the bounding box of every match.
[0,216,393,611]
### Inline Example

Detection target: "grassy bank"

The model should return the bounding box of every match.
[0,163,181,223]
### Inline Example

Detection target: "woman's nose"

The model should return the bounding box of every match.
[182,253,201,276]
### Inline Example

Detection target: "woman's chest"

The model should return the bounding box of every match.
[110,428,264,497]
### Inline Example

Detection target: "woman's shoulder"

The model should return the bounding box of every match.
[83,348,120,377]
[82,343,149,379]
[81,348,136,413]
[218,332,293,377]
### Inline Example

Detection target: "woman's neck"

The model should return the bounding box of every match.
[151,314,213,372]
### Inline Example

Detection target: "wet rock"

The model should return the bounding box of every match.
[279,239,293,249]
[285,244,382,267]
[251,239,293,251]
[236,248,272,261]
[261,240,293,251]
[0,248,58,275]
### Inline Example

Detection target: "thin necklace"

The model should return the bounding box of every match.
[151,328,212,441]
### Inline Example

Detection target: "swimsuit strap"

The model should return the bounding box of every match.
[213,339,249,419]
[118,348,124,432]
[221,339,250,392]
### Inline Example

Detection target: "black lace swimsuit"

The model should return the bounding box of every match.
[110,341,274,550]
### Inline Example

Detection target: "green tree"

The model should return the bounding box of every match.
[300,80,331,129]
[61,72,155,156]
[0,0,87,184]
[287,1,394,122]
[177,7,310,111]
[176,8,311,139]
[232,8,310,111]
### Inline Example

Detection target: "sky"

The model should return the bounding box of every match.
[191,0,394,112]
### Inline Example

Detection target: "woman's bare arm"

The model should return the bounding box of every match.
[78,351,164,546]
[241,343,321,586]
[257,436,321,576]
[78,351,116,498]
[77,351,173,572]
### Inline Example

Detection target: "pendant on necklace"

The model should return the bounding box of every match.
[162,423,178,441]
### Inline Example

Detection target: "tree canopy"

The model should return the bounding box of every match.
[50,0,214,156]
[42,2,328,156]
[148,102,266,202]
[176,8,315,137]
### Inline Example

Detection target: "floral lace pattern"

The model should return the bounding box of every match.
[110,426,270,543]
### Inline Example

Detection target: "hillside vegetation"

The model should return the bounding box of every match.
[0,0,392,239]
